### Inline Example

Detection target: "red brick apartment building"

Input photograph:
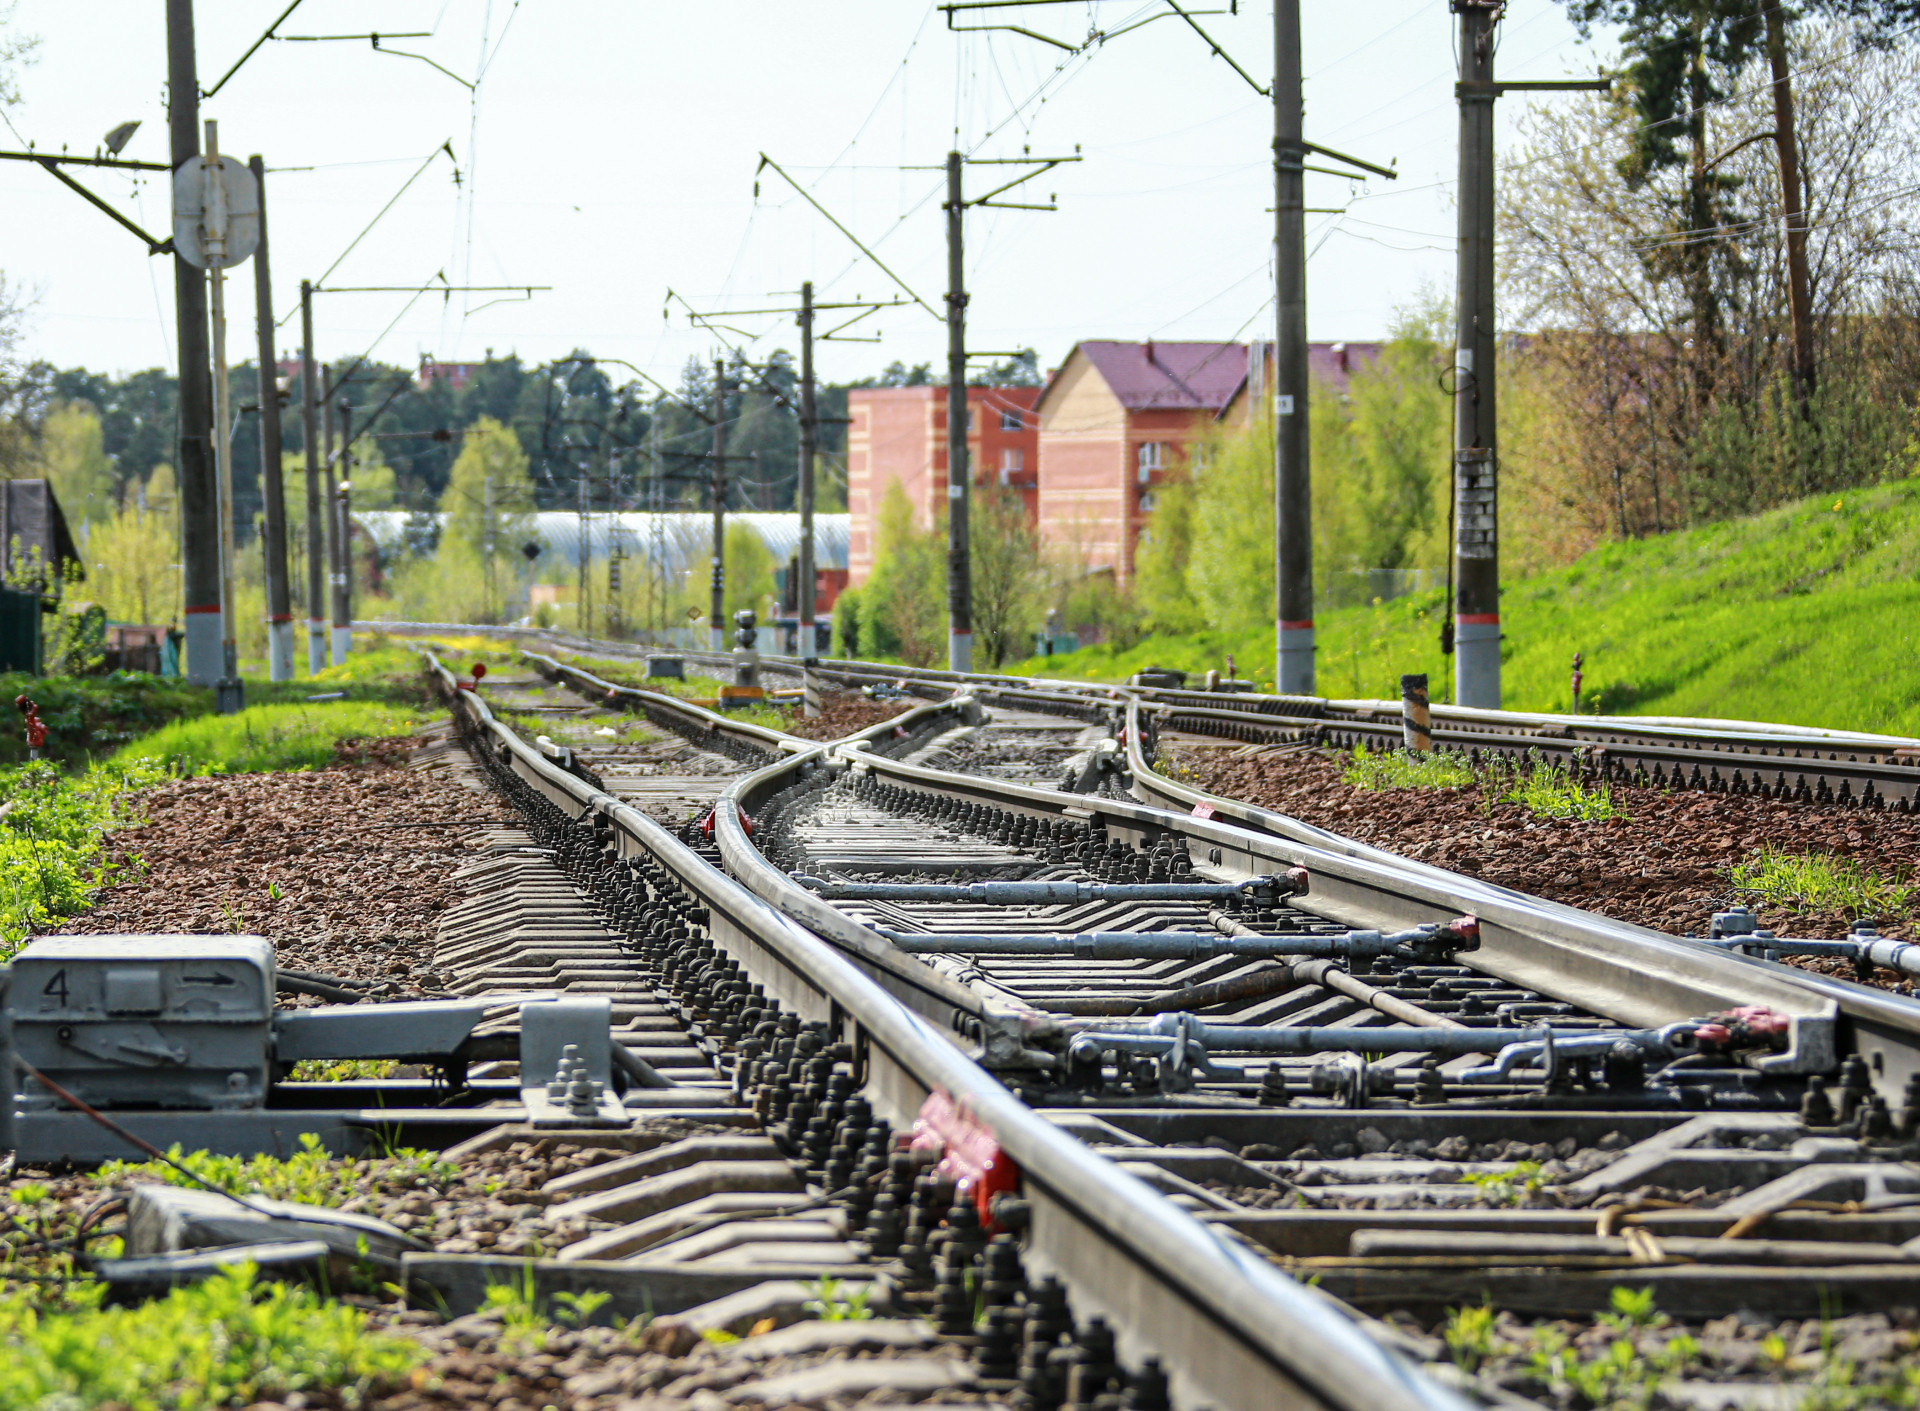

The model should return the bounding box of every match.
[1035,339,1382,586]
[846,385,1041,585]
[1033,340,1251,586]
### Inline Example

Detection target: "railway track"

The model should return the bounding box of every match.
[439,653,1457,1411]
[418,635,1920,1408]
[367,618,1920,809]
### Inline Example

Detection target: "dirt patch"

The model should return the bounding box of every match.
[781,687,914,742]
[1164,744,1920,984]
[56,735,488,995]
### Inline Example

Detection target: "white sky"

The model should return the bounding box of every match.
[0,2,1615,386]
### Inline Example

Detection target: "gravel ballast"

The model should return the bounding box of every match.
[56,733,485,994]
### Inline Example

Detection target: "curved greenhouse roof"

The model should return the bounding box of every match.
[356,511,848,574]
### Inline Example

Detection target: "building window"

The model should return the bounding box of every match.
[1137,442,1165,483]
[1137,491,1157,513]
[999,449,1024,485]
[999,408,1022,431]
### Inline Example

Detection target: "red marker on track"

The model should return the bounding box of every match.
[15,695,45,759]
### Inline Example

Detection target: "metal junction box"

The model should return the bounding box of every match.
[5,935,276,1115]
[0,935,636,1163]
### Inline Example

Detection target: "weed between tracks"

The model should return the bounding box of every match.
[1491,759,1626,822]
[1341,746,1626,822]
[1343,745,1476,791]
[1733,846,1916,920]
[98,1135,460,1209]
[1439,1289,1920,1409]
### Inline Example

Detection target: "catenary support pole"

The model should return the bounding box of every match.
[1452,0,1502,708]
[167,0,221,685]
[339,475,353,638]
[321,375,340,665]
[482,472,495,620]
[709,359,727,652]
[204,120,242,713]
[944,151,972,674]
[1273,0,1313,695]
[298,282,326,675]
[1761,0,1815,405]
[577,470,589,638]
[250,155,292,682]
[797,280,821,715]
[331,397,352,662]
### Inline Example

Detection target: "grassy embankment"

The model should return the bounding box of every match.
[0,632,521,770]
[0,638,494,952]
[1009,478,1920,737]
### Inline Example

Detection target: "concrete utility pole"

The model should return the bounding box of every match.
[797,280,821,715]
[167,0,221,686]
[332,397,352,662]
[1446,10,1606,707]
[709,359,728,652]
[944,152,973,675]
[1451,0,1503,709]
[250,155,292,683]
[1273,0,1313,695]
[298,284,326,674]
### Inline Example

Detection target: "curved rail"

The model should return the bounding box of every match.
[1121,697,1920,1101]
[518,649,798,761]
[426,653,1467,1411]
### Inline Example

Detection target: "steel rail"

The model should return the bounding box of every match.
[517,649,800,759]
[368,618,1920,801]
[424,652,1471,1411]
[1148,701,1920,809]
[732,727,1851,1069]
[1120,698,1920,1102]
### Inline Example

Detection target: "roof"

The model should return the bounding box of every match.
[847,384,1042,402]
[1038,340,1249,414]
[356,511,849,574]
[0,479,83,586]
[1306,341,1386,394]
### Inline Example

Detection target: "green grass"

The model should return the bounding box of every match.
[0,758,170,953]
[0,1264,423,1409]
[0,632,455,771]
[104,700,429,775]
[1492,759,1625,822]
[1342,746,1476,790]
[287,1059,401,1082]
[1336,745,1623,821]
[1731,847,1915,919]
[1008,477,1920,736]
[0,672,209,769]
[0,648,442,953]
[99,1135,459,1208]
